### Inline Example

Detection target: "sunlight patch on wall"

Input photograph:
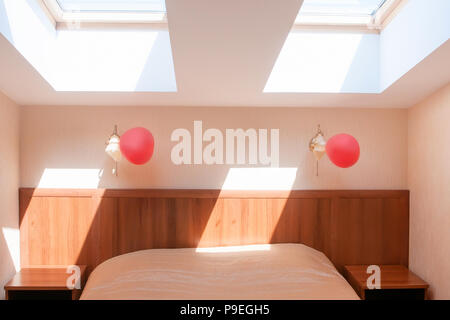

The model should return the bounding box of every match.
[264,32,378,93]
[37,168,102,189]
[2,227,20,272]
[197,168,295,247]
[196,244,271,253]
[221,168,297,190]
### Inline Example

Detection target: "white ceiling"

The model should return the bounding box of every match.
[0,0,449,108]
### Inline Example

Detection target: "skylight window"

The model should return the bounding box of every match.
[56,0,166,13]
[300,0,386,16]
[295,0,391,27]
[42,0,399,29]
[42,0,167,24]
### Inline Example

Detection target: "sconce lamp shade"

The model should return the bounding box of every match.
[105,133,122,162]
[309,125,327,177]
[309,127,327,161]
[312,134,327,161]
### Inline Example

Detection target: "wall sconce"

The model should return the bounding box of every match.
[309,125,327,176]
[105,125,121,176]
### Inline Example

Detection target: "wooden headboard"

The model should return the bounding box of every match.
[19,189,409,274]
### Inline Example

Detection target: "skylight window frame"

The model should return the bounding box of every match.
[294,0,406,32]
[39,0,405,31]
[41,0,168,26]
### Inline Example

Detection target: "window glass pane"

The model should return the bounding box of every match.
[56,0,166,12]
[299,0,386,16]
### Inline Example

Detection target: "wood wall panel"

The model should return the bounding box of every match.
[19,189,409,274]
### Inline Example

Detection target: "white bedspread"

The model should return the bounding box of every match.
[81,243,359,300]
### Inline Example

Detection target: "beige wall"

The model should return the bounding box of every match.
[20,106,407,190]
[408,83,450,300]
[0,91,20,300]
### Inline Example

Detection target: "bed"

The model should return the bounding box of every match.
[80,243,359,300]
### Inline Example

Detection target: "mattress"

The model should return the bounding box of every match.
[80,243,359,300]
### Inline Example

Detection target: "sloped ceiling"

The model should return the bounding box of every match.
[0,0,449,107]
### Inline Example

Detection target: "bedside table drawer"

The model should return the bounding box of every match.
[364,288,426,300]
[4,266,87,301]
[344,265,429,300]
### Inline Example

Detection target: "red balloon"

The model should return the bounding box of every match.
[120,127,155,165]
[326,134,360,168]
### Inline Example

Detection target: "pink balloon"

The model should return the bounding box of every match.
[120,127,155,165]
[326,134,360,168]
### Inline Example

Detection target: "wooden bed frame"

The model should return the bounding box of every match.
[19,188,409,275]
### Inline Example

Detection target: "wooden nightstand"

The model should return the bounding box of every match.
[4,266,87,300]
[344,265,429,300]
